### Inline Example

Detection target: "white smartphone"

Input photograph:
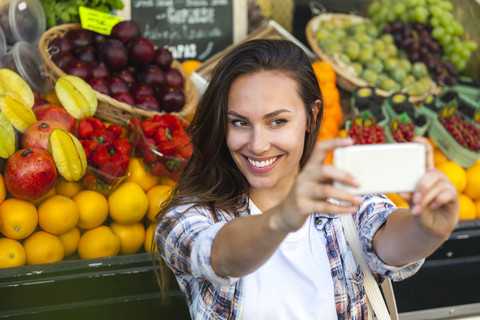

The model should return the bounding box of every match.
[333,143,426,195]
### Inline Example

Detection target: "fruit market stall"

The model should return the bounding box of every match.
[0,0,480,319]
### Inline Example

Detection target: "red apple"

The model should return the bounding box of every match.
[4,148,58,200]
[32,104,76,133]
[21,120,67,151]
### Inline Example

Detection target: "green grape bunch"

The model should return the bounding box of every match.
[367,0,478,72]
[314,17,435,97]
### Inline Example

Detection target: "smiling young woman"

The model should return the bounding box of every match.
[152,39,459,320]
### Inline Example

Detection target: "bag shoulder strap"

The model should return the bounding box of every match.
[339,213,398,320]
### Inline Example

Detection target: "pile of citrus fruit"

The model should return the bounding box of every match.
[385,139,480,221]
[0,151,175,269]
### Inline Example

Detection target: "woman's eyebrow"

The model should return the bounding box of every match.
[227,109,293,120]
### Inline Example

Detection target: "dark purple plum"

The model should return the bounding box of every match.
[153,48,173,69]
[113,92,135,105]
[89,78,111,95]
[48,37,72,58]
[107,76,130,95]
[99,39,129,72]
[128,37,155,66]
[156,85,185,112]
[138,65,166,88]
[90,62,110,79]
[91,32,107,48]
[135,94,160,112]
[63,60,92,81]
[74,46,97,63]
[165,68,184,88]
[130,84,154,100]
[65,29,93,48]
[53,54,75,70]
[114,69,136,87]
[110,20,141,44]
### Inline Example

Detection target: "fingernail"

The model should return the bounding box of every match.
[352,177,361,187]
[413,192,421,203]
[412,205,421,215]
[354,196,363,204]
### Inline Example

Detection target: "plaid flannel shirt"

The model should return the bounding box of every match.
[156,194,423,319]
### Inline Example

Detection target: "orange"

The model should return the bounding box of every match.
[0,198,38,240]
[181,60,202,75]
[59,227,81,256]
[464,163,480,200]
[317,118,339,141]
[312,60,337,84]
[475,199,480,219]
[144,223,157,253]
[0,174,6,205]
[38,195,80,235]
[23,231,64,265]
[0,238,26,268]
[125,158,161,192]
[320,82,340,108]
[433,148,449,167]
[323,102,344,127]
[458,194,476,221]
[110,221,145,255]
[436,161,467,194]
[55,178,83,198]
[337,128,347,138]
[72,190,109,229]
[30,187,56,207]
[385,193,410,208]
[324,150,334,164]
[146,184,173,222]
[77,225,120,259]
[159,177,177,187]
[108,182,149,224]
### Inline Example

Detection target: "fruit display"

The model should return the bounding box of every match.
[0,66,188,268]
[389,113,416,142]
[307,14,436,99]
[367,0,478,74]
[132,113,192,182]
[1,1,480,276]
[351,86,386,124]
[45,20,189,114]
[438,105,480,153]
[347,112,385,145]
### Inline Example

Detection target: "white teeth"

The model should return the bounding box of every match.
[248,157,278,168]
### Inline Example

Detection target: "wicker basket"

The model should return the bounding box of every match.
[38,23,198,125]
[305,13,439,103]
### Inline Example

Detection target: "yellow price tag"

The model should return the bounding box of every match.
[79,6,123,35]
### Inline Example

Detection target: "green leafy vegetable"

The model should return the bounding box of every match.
[40,0,125,28]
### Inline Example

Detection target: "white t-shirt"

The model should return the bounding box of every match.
[241,200,337,319]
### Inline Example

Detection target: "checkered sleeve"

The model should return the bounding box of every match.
[356,194,424,281]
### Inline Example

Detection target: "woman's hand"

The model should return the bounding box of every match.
[399,137,459,239]
[276,138,364,232]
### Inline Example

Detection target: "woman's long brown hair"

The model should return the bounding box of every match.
[152,39,324,300]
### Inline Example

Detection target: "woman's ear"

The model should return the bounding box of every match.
[307,99,322,132]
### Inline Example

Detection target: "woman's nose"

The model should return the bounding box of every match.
[249,127,270,154]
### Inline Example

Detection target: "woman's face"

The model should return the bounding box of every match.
[226,71,308,192]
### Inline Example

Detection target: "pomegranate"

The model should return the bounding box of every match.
[21,120,68,151]
[32,104,76,133]
[4,148,58,200]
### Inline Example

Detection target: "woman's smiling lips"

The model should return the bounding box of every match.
[243,155,280,173]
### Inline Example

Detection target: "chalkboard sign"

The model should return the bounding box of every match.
[116,0,247,62]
